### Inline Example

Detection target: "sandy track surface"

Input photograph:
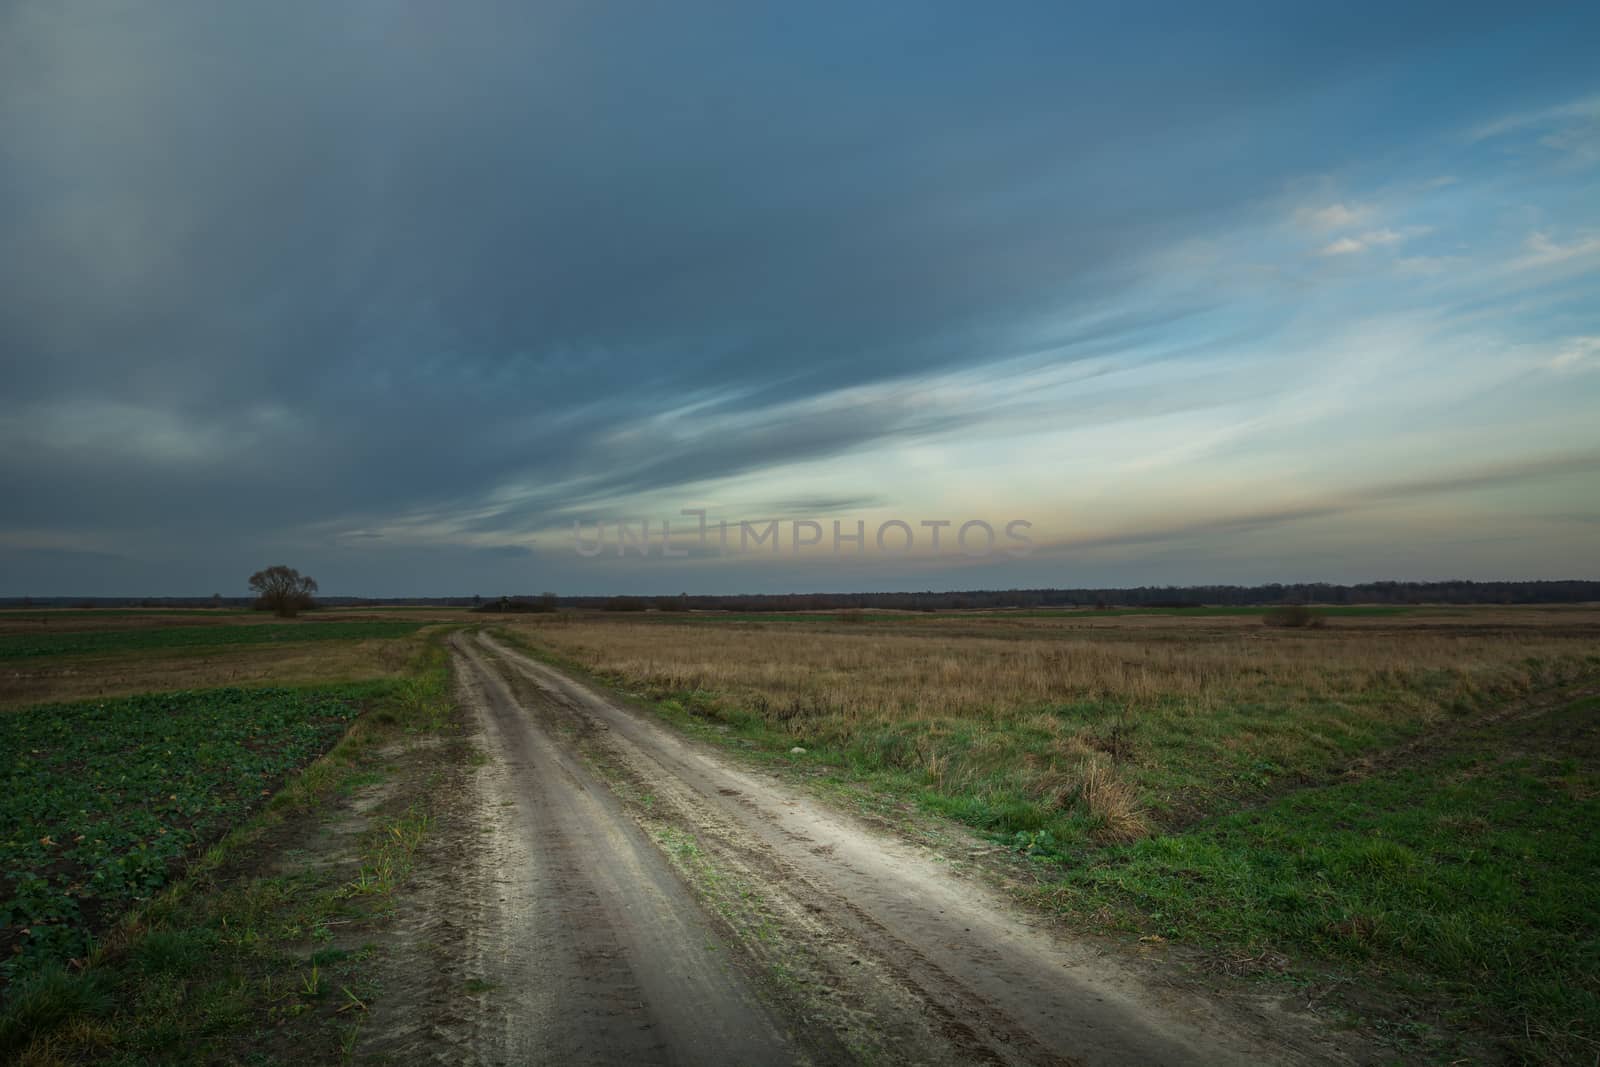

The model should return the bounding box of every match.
[453,637,798,1065]
[448,632,1348,1066]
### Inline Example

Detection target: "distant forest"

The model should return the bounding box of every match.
[5,580,1598,612]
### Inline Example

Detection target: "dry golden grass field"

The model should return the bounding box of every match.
[500,606,1600,831]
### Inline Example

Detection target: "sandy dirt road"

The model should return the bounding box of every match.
[445,631,1352,1066]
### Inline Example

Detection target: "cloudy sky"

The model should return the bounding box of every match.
[3,2,1598,597]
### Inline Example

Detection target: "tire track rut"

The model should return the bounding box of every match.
[453,637,800,1065]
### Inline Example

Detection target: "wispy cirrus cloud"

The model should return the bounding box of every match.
[1512,231,1600,271]
[1467,93,1600,144]
[1294,201,1375,232]
[1318,227,1430,256]
[1548,336,1600,373]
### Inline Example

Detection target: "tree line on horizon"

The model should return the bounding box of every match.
[7,579,1599,611]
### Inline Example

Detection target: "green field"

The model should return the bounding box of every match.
[0,621,425,660]
[1,686,384,981]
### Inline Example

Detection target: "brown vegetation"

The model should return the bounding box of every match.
[500,609,1600,836]
[506,612,1596,723]
[0,639,420,708]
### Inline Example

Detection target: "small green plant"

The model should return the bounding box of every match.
[1012,828,1066,862]
[338,1018,362,1060]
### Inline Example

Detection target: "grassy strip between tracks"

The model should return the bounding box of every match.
[492,625,1599,1065]
[0,637,456,1064]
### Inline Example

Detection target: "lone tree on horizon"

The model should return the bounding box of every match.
[248,565,318,618]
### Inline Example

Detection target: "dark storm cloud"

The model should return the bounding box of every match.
[3,1,1595,593]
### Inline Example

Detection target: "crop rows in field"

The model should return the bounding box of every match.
[0,620,424,660]
[1,685,381,980]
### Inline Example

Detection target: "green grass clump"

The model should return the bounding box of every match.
[1,685,386,980]
[0,620,423,659]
